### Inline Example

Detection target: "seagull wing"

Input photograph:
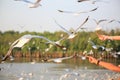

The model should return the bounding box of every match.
[13,38,31,48]
[54,19,71,35]
[35,0,41,4]
[98,19,108,24]
[2,47,13,61]
[55,37,65,44]
[19,0,33,4]
[89,7,98,12]
[28,0,41,8]
[59,56,73,60]
[108,19,115,23]
[58,10,75,13]
[32,35,55,45]
[14,0,32,3]
[93,19,98,25]
[12,35,33,48]
[10,38,20,47]
[2,35,33,61]
[76,7,98,14]
[92,0,109,4]
[58,7,98,15]
[74,16,89,33]
[49,56,73,62]
[78,0,90,2]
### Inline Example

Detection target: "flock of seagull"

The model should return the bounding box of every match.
[14,0,108,8]
[1,1,120,80]
[1,0,120,63]
[2,16,89,62]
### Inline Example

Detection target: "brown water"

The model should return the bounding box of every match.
[0,58,120,80]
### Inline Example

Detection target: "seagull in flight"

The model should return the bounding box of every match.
[54,16,89,39]
[88,38,113,52]
[94,19,120,31]
[93,19,107,31]
[88,38,105,50]
[44,55,74,63]
[14,0,42,8]
[88,39,98,49]
[58,7,98,15]
[2,34,66,61]
[44,37,66,52]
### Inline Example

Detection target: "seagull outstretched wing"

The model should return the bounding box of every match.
[78,0,90,2]
[74,16,89,33]
[54,19,72,35]
[2,34,33,61]
[35,0,41,4]
[29,0,42,8]
[58,7,98,15]
[93,19,107,25]
[14,0,33,4]
[48,56,73,63]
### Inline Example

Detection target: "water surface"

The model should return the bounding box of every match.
[0,58,120,80]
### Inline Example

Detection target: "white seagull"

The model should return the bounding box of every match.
[2,34,66,61]
[93,19,107,31]
[88,38,113,52]
[45,37,66,52]
[58,7,98,15]
[46,55,74,63]
[54,16,89,39]
[14,0,42,8]
[88,40,98,49]
[88,38,105,50]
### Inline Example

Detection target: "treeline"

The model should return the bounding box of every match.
[0,29,120,57]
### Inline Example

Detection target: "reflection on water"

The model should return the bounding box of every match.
[0,58,120,80]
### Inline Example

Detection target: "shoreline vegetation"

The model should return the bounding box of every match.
[0,29,120,60]
[6,51,120,59]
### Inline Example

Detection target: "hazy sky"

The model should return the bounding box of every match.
[0,0,120,33]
